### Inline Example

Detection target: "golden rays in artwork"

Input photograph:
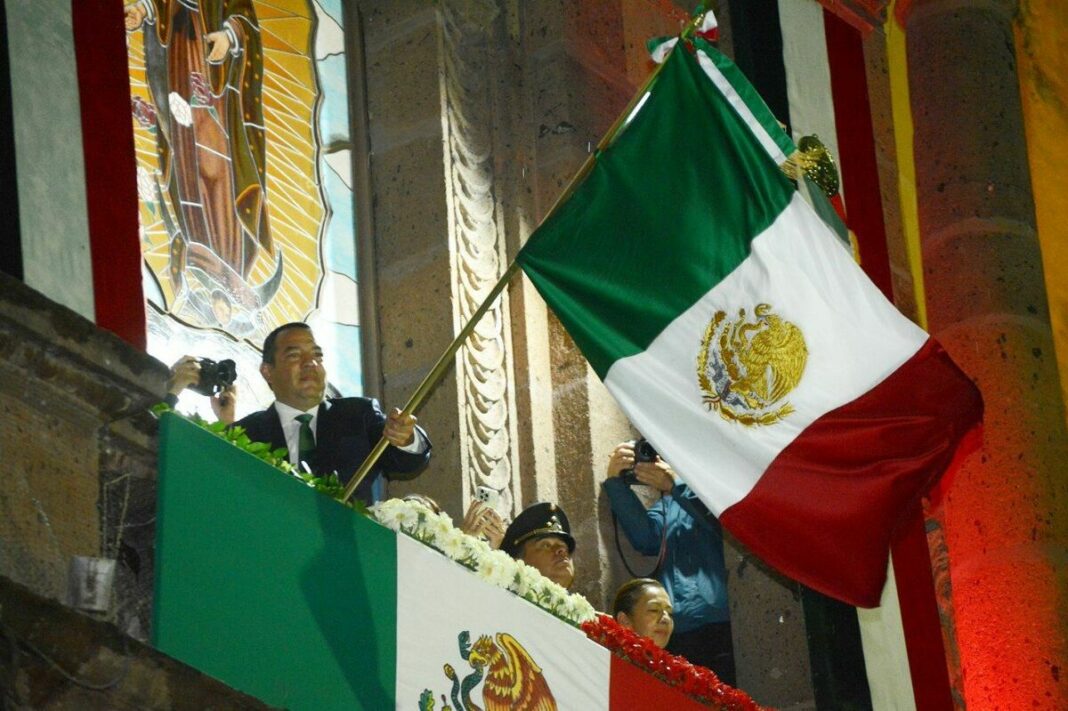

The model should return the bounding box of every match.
[129,0,324,338]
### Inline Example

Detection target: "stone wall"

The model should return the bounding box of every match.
[0,272,164,640]
[0,575,275,710]
[0,272,281,707]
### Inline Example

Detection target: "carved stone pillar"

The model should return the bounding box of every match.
[906,1,1068,706]
[498,0,639,608]
[438,0,522,516]
[361,0,521,520]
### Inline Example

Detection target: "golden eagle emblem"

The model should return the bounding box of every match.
[420,630,556,711]
[696,304,808,427]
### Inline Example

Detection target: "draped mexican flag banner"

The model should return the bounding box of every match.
[396,538,612,709]
[515,41,983,608]
[153,415,714,710]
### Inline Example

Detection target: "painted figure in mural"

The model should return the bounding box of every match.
[125,0,283,334]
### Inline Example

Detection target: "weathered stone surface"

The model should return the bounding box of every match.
[725,540,816,709]
[0,273,165,640]
[0,575,275,710]
[907,1,1068,707]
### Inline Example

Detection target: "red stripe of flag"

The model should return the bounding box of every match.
[721,338,983,607]
[71,0,145,349]
[608,656,711,710]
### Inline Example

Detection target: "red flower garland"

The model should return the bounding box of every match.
[581,614,770,710]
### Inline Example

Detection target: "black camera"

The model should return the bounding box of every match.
[620,438,659,485]
[190,358,237,396]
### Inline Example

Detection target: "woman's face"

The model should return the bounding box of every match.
[618,585,674,648]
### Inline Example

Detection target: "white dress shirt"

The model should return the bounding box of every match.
[272,400,427,470]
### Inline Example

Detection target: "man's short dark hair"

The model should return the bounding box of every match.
[262,322,311,365]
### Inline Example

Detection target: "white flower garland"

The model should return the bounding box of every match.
[372,498,597,626]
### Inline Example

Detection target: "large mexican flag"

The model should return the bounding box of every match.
[153,415,717,710]
[515,40,982,608]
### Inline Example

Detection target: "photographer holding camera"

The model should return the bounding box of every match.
[162,324,430,507]
[603,438,735,684]
[165,354,238,423]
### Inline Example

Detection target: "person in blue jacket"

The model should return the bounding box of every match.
[603,439,735,685]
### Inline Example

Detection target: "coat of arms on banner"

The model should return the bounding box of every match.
[697,303,808,427]
[419,630,557,711]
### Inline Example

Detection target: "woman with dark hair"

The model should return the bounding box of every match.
[603,439,735,684]
[612,578,675,649]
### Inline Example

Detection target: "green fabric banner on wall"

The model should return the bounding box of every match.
[153,413,763,710]
[153,413,398,710]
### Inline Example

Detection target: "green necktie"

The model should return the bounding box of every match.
[295,413,316,468]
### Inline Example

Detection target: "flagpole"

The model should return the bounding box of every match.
[341,260,520,502]
[341,13,705,504]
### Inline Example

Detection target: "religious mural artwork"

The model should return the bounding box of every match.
[127,0,281,334]
[126,0,365,414]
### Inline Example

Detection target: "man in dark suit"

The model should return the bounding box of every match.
[232,322,431,505]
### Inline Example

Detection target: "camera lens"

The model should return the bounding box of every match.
[635,438,658,463]
[190,357,237,396]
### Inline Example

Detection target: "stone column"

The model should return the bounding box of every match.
[361,0,522,522]
[496,0,640,608]
[437,0,524,518]
[906,1,1068,707]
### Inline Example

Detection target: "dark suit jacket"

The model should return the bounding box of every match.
[232,397,431,505]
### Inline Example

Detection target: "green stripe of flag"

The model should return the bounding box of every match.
[154,414,399,710]
[517,43,795,378]
[692,37,797,161]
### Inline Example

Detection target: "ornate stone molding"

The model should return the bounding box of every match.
[437,0,519,512]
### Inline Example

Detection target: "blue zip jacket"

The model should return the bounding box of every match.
[604,477,729,632]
